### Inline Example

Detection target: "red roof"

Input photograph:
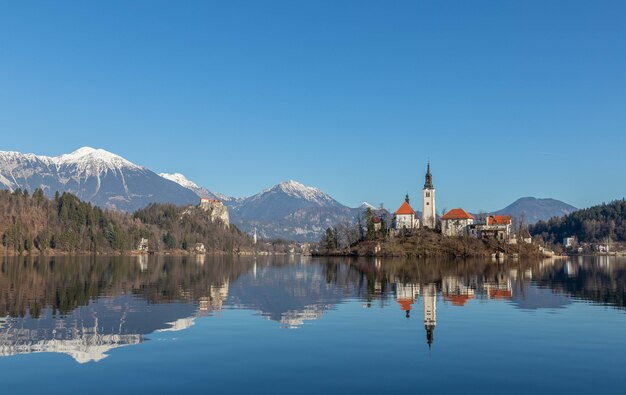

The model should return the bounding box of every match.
[397,299,414,311]
[440,208,474,220]
[443,294,474,306]
[487,215,512,225]
[488,289,512,299]
[395,201,415,215]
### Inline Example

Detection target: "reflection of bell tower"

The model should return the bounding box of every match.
[422,162,436,229]
[423,283,437,348]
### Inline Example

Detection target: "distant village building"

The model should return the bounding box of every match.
[440,208,475,237]
[194,243,206,254]
[563,237,576,248]
[137,238,149,252]
[394,194,419,230]
[199,198,230,227]
[422,162,436,229]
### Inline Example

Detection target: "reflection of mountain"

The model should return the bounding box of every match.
[229,262,364,328]
[0,255,625,362]
[0,255,241,363]
[0,295,198,363]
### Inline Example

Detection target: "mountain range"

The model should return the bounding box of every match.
[0,147,198,211]
[0,147,578,242]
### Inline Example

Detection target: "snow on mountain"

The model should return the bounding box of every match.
[0,147,198,211]
[227,180,362,242]
[159,172,232,202]
[360,202,376,210]
[56,146,141,173]
[159,172,200,190]
[256,180,336,206]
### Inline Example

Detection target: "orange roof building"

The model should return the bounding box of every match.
[394,194,419,230]
[440,208,475,237]
[440,208,474,221]
[486,215,512,226]
[480,215,513,241]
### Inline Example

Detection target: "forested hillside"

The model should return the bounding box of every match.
[530,199,626,244]
[0,189,253,255]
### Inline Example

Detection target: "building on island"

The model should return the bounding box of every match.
[394,194,419,230]
[422,162,436,229]
[440,208,475,237]
[480,215,512,241]
[373,216,382,232]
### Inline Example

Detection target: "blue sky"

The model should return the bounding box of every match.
[1,1,625,212]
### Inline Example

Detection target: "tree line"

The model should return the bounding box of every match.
[530,199,626,244]
[0,188,254,254]
[321,208,389,250]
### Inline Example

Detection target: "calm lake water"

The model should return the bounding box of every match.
[0,255,624,394]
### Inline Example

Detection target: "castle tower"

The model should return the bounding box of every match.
[423,283,437,348]
[422,161,436,229]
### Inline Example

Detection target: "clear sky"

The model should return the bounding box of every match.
[1,1,625,212]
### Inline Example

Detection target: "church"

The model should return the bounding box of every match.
[421,161,436,229]
[393,162,437,230]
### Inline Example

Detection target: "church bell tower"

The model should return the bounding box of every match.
[422,161,436,229]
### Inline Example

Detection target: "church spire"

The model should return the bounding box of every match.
[405,193,410,204]
[424,161,433,189]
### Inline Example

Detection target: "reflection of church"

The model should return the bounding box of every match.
[423,283,437,348]
[395,283,420,318]
[484,275,513,299]
[395,282,437,348]
[442,276,475,306]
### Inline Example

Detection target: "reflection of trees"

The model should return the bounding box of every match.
[327,257,626,311]
[1,255,625,321]
[0,255,254,318]
[533,258,626,309]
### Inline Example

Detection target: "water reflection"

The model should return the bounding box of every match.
[0,255,624,362]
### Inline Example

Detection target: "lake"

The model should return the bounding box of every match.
[0,255,624,394]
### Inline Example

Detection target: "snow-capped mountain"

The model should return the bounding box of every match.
[0,147,198,211]
[159,172,232,202]
[227,180,361,241]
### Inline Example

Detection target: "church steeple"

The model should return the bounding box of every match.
[424,161,433,189]
[405,194,410,204]
[422,161,436,229]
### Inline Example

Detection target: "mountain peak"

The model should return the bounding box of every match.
[159,172,232,202]
[159,172,199,189]
[268,180,336,205]
[276,179,318,192]
[55,147,139,168]
[494,196,577,224]
[360,202,376,210]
